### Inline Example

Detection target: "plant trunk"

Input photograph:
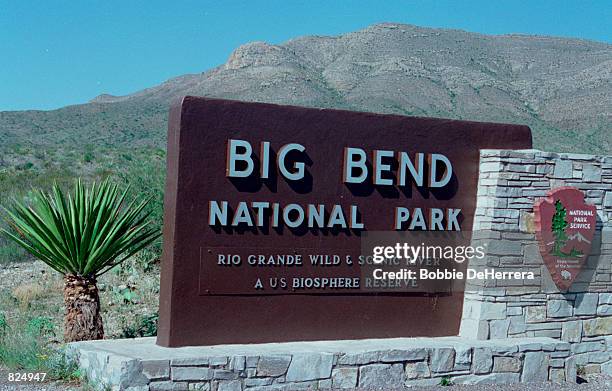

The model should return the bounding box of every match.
[63,274,104,342]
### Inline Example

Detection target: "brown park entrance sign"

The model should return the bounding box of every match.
[157,96,532,347]
[535,187,597,291]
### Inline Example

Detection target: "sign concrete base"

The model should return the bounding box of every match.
[68,336,577,390]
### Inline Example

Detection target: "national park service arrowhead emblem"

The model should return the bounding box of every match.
[534,187,596,291]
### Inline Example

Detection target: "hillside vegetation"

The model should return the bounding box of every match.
[1,23,611,261]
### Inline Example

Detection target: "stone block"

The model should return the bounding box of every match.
[540,341,559,352]
[521,352,549,382]
[172,367,213,382]
[256,356,291,377]
[493,357,521,373]
[488,240,522,256]
[230,356,246,371]
[214,370,238,380]
[549,368,565,383]
[604,192,612,208]
[491,344,519,355]
[245,378,273,387]
[550,358,565,368]
[472,348,493,374]
[554,160,573,178]
[534,329,561,338]
[598,305,612,316]
[171,358,209,366]
[188,383,210,391]
[523,243,540,263]
[217,380,241,391]
[506,164,535,173]
[574,293,598,315]
[358,363,403,388]
[565,356,577,383]
[285,353,333,382]
[405,362,431,379]
[245,356,258,368]
[582,165,602,182]
[525,306,546,323]
[481,302,507,320]
[556,342,571,351]
[480,162,501,172]
[587,351,612,363]
[583,317,612,337]
[331,367,358,388]
[583,364,601,375]
[150,381,189,391]
[454,346,472,371]
[209,357,228,366]
[572,341,606,354]
[490,209,519,218]
[490,319,510,339]
[431,348,455,373]
[551,351,570,359]
[561,320,582,343]
[142,360,170,380]
[337,351,379,365]
[459,317,489,340]
[547,300,573,318]
[600,293,612,305]
[379,348,427,362]
[518,211,536,233]
[508,315,526,335]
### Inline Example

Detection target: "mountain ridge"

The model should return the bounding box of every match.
[1,23,611,160]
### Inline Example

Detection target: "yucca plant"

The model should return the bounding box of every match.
[1,179,161,342]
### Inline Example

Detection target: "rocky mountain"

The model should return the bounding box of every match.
[1,23,611,161]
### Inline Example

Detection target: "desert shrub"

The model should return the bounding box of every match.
[116,154,165,266]
[16,162,34,170]
[119,313,158,338]
[25,316,56,336]
[83,151,95,163]
[439,376,453,386]
[111,284,138,305]
[0,238,29,263]
[0,313,7,332]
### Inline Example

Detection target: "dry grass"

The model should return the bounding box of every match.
[0,258,160,341]
[12,283,45,310]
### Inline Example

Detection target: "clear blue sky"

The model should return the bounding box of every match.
[1,0,610,111]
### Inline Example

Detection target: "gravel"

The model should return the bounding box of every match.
[0,370,610,391]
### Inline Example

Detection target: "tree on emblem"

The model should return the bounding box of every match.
[551,199,568,256]
[550,199,583,257]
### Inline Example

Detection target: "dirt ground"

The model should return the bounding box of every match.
[0,259,160,340]
[0,373,610,390]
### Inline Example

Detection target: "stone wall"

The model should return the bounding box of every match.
[69,336,573,390]
[460,149,612,376]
